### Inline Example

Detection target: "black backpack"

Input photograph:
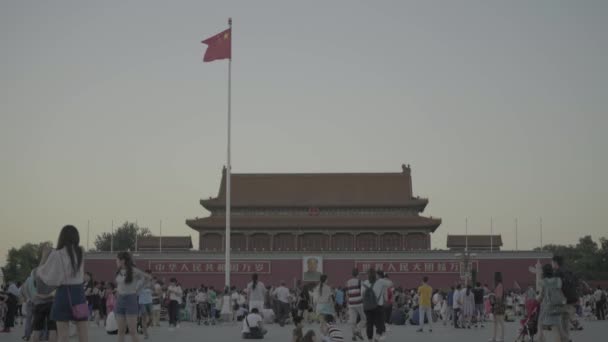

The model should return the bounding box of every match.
[560,270,580,304]
[363,283,381,311]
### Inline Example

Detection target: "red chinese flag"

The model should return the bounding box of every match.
[201,28,231,62]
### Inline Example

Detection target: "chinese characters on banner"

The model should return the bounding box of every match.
[354,260,479,274]
[147,261,271,274]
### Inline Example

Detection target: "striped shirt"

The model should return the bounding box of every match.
[327,323,345,342]
[346,278,363,307]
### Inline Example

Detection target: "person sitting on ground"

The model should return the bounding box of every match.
[390,304,406,325]
[242,308,266,339]
[320,314,344,342]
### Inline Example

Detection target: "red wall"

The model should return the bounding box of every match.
[85,256,551,290]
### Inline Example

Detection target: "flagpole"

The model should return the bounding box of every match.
[87,220,90,251]
[465,217,468,252]
[225,17,232,288]
[515,218,518,251]
[490,217,493,253]
[110,220,114,253]
[539,217,543,251]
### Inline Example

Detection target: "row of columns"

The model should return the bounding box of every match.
[205,231,430,252]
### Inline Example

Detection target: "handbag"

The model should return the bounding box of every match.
[60,253,89,320]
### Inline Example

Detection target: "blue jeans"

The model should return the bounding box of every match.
[23,301,34,339]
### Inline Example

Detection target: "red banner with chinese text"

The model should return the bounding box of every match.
[354,260,478,274]
[146,261,271,274]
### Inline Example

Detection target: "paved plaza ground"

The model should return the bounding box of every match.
[6,320,606,342]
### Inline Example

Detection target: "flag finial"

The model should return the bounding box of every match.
[228,18,232,26]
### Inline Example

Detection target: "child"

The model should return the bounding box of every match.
[105,283,116,316]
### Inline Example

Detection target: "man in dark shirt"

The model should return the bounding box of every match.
[473,282,485,327]
[446,287,454,326]
[552,255,576,342]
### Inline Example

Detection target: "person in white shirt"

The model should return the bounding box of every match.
[195,287,208,325]
[452,284,463,328]
[433,290,444,322]
[167,278,183,331]
[114,251,152,342]
[241,308,266,339]
[151,280,162,327]
[272,281,291,327]
[36,225,88,342]
[246,274,266,313]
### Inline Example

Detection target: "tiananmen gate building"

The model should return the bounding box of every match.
[85,165,550,289]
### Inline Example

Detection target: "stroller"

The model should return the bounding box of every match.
[515,300,539,342]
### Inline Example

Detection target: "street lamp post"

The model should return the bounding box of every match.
[456,249,476,287]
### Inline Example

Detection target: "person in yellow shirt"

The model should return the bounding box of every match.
[417,276,433,333]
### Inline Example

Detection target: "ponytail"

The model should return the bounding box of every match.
[319,274,327,296]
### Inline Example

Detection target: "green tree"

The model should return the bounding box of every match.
[537,235,608,280]
[94,221,151,252]
[2,241,53,283]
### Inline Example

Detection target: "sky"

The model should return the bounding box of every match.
[1,1,607,261]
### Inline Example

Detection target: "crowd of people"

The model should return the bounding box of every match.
[1,225,607,342]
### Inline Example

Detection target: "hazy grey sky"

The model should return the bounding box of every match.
[1,1,607,260]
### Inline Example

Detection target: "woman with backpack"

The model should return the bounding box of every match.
[362,269,386,342]
[538,264,567,342]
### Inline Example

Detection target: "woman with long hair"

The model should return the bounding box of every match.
[114,251,152,342]
[313,274,334,320]
[489,272,505,342]
[36,225,88,342]
[297,284,312,324]
[246,273,266,313]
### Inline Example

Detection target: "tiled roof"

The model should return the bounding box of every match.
[137,236,193,250]
[446,235,503,247]
[200,165,428,208]
[186,215,441,231]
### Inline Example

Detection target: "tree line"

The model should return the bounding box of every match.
[535,235,608,280]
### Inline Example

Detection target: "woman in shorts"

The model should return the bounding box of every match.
[114,252,151,342]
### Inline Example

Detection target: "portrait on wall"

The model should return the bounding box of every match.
[302,256,323,282]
